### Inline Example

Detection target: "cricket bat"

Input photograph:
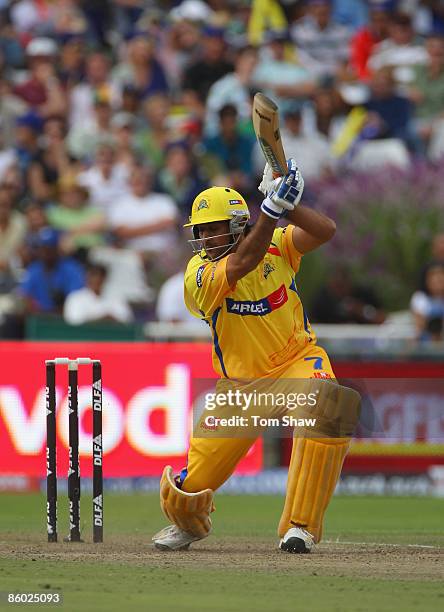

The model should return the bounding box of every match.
[252,92,287,177]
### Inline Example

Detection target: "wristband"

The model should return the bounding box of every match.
[261,197,284,220]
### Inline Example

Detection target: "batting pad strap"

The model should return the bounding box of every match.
[260,197,283,220]
[160,466,214,538]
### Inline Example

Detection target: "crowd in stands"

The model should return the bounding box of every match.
[0,0,443,341]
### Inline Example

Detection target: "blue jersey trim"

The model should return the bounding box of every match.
[211,306,228,377]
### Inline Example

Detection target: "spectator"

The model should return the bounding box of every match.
[78,143,130,216]
[13,38,66,118]
[156,142,208,218]
[69,52,115,129]
[19,226,85,313]
[364,67,415,149]
[418,232,444,301]
[368,12,428,85]
[252,29,316,109]
[28,115,71,202]
[57,35,85,89]
[14,112,42,177]
[67,92,114,160]
[20,200,49,267]
[182,25,233,102]
[110,111,138,172]
[409,34,444,152]
[311,267,386,324]
[349,2,392,81]
[108,164,178,257]
[203,104,255,191]
[0,184,27,277]
[303,86,346,140]
[267,103,333,181]
[411,261,444,341]
[205,45,258,136]
[64,263,133,325]
[111,32,169,100]
[156,268,204,324]
[47,174,106,261]
[290,0,351,79]
[134,93,171,171]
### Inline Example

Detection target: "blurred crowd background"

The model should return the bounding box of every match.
[0,0,443,343]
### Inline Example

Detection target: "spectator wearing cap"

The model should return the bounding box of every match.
[182,25,233,103]
[47,173,106,262]
[77,143,130,217]
[13,38,66,118]
[111,32,169,101]
[156,142,208,218]
[19,227,85,314]
[67,92,114,161]
[64,263,133,325]
[28,115,70,202]
[205,45,258,137]
[368,12,428,86]
[203,104,255,192]
[349,2,392,81]
[290,0,351,79]
[252,29,316,109]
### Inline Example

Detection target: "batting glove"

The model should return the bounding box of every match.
[260,159,304,220]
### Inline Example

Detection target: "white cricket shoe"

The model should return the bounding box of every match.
[279,527,315,554]
[152,524,206,551]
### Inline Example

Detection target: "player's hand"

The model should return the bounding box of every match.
[260,159,304,220]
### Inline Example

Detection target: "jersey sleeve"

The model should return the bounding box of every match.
[272,225,303,273]
[184,256,233,319]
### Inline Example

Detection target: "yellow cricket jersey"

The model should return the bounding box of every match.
[184,225,316,379]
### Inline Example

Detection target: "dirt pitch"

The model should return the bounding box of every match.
[2,533,443,583]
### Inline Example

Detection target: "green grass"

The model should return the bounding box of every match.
[1,493,443,611]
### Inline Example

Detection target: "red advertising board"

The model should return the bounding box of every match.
[0,342,262,478]
[1,342,443,479]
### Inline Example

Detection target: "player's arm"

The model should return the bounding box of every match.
[286,206,336,254]
[226,160,303,286]
[226,214,278,286]
[258,160,335,254]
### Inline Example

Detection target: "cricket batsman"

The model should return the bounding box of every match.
[152,160,361,554]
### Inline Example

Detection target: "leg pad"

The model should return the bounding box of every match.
[160,466,214,538]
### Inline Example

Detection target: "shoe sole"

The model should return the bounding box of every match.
[279,537,311,554]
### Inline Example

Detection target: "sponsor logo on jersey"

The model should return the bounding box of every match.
[313,372,332,380]
[196,264,205,288]
[210,264,217,281]
[197,199,209,210]
[263,261,275,279]
[226,284,288,316]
